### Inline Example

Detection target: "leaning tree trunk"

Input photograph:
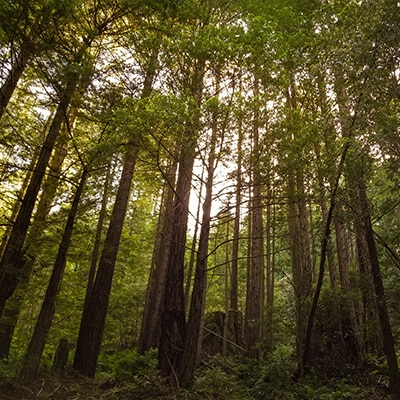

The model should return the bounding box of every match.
[18,169,88,383]
[73,145,139,377]
[0,44,89,318]
[0,46,32,120]
[355,180,400,398]
[0,91,73,317]
[0,133,68,359]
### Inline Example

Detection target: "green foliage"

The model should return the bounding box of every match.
[193,365,252,399]
[99,349,158,384]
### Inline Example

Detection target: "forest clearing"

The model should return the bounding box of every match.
[0,0,399,399]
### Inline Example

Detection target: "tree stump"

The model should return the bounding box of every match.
[52,338,69,373]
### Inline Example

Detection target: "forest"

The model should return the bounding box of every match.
[0,0,399,399]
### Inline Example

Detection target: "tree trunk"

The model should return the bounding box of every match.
[0,91,74,317]
[157,136,196,383]
[179,77,218,386]
[265,170,275,351]
[287,168,312,370]
[18,169,88,383]
[184,167,204,311]
[355,180,400,398]
[73,145,139,377]
[139,157,178,353]
[158,57,205,384]
[0,47,31,119]
[0,44,88,317]
[244,81,264,357]
[334,215,365,359]
[230,87,243,312]
[0,133,68,359]
[83,160,114,308]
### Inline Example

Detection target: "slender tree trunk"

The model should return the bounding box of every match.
[158,139,195,383]
[73,145,139,377]
[0,87,76,318]
[355,180,400,398]
[184,167,204,311]
[223,217,230,357]
[158,57,205,384]
[287,169,312,370]
[244,77,264,358]
[230,90,243,312]
[139,157,178,353]
[354,216,383,355]
[0,43,89,317]
[265,173,275,350]
[83,160,113,306]
[179,77,218,386]
[18,169,88,383]
[334,214,365,359]
[0,133,68,359]
[0,47,31,119]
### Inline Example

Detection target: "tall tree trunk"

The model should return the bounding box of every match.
[139,157,178,353]
[73,145,139,377]
[184,167,204,311]
[334,214,365,359]
[354,215,382,355]
[244,77,264,357]
[158,139,195,383]
[0,86,76,317]
[158,57,205,384]
[83,160,114,307]
[287,169,312,370]
[18,170,88,383]
[0,44,89,317]
[0,47,31,119]
[179,75,218,386]
[0,133,68,359]
[355,180,400,398]
[265,170,275,351]
[230,88,243,312]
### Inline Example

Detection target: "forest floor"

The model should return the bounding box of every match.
[0,368,393,400]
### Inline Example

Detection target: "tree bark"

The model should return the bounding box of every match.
[244,78,264,357]
[355,180,400,398]
[230,86,243,312]
[0,48,31,120]
[0,132,68,359]
[73,145,139,377]
[18,169,88,383]
[158,56,205,384]
[139,157,178,353]
[0,83,78,318]
[184,167,204,311]
[83,160,114,308]
[179,77,218,386]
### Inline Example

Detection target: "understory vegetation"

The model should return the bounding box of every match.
[0,349,392,399]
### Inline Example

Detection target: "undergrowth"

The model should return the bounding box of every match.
[0,347,393,400]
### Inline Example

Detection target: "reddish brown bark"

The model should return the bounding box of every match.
[73,146,138,377]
